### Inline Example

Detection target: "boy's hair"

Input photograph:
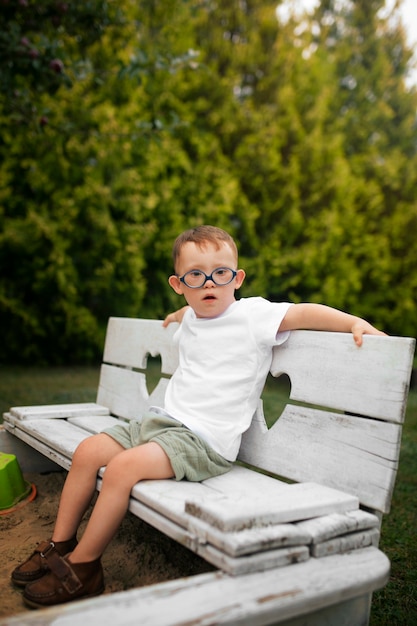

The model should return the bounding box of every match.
[172,225,238,271]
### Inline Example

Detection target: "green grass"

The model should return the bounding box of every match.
[0,366,100,414]
[0,365,416,623]
[369,390,417,625]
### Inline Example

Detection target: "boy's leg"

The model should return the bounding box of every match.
[52,433,126,543]
[22,441,174,608]
[69,441,174,563]
[11,433,124,587]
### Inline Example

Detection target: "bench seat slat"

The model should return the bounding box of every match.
[184,482,358,531]
[312,528,380,558]
[3,421,73,470]
[0,548,390,626]
[129,477,375,569]
[187,516,311,557]
[128,484,312,576]
[197,543,310,576]
[129,466,292,532]
[8,419,91,460]
[68,415,123,433]
[187,508,379,558]
[295,509,380,543]
[101,475,311,575]
[10,402,109,420]
[6,414,123,465]
[128,481,308,578]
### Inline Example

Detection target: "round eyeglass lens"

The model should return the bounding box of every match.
[212,268,234,284]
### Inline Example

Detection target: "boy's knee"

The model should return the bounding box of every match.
[105,451,128,475]
[73,435,102,466]
[103,452,135,487]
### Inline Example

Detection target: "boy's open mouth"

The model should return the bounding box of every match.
[203,294,216,300]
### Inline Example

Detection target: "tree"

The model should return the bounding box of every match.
[0,0,198,362]
[1,0,417,364]
[304,0,417,334]
[0,0,249,362]
[0,0,125,128]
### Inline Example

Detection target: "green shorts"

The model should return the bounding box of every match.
[102,411,232,482]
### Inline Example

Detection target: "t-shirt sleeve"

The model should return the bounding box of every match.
[172,306,195,344]
[273,303,293,345]
[244,297,293,347]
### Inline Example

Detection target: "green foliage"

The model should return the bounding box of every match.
[0,0,124,127]
[1,0,417,363]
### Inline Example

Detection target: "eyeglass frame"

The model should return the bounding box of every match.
[178,267,238,289]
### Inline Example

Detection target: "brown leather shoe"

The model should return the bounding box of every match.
[11,537,78,587]
[23,553,104,608]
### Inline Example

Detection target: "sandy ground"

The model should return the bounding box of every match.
[0,470,213,620]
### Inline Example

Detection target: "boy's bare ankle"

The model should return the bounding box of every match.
[51,534,76,544]
[68,545,100,564]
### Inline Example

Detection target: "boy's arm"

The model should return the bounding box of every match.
[162,305,190,327]
[279,303,386,347]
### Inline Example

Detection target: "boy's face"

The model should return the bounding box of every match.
[168,241,245,318]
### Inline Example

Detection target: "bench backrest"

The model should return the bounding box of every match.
[97,317,415,516]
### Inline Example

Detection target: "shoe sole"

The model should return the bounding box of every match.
[11,574,47,589]
[23,585,105,609]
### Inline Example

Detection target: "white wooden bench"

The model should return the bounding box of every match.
[1,317,415,626]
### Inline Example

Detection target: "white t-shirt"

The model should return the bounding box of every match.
[161,297,292,461]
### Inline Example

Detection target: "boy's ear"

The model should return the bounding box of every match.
[235,269,246,290]
[168,274,183,295]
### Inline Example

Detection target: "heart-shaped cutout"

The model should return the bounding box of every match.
[261,373,292,429]
[144,353,164,396]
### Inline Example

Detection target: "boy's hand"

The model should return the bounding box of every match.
[162,306,190,327]
[351,319,387,347]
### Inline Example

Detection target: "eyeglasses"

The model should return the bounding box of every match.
[178,267,237,289]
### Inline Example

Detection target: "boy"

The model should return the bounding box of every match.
[13,225,385,608]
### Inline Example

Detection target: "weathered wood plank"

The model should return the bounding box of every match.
[96,364,149,420]
[186,508,380,559]
[312,528,380,558]
[130,489,310,576]
[239,405,401,513]
[9,402,109,420]
[0,425,62,473]
[129,466,291,531]
[0,548,390,626]
[197,543,310,576]
[271,332,414,423]
[187,516,311,557]
[2,423,72,470]
[68,415,124,433]
[96,363,171,420]
[103,317,179,375]
[203,463,291,495]
[105,476,311,575]
[185,482,359,531]
[295,510,380,543]
[9,418,89,460]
